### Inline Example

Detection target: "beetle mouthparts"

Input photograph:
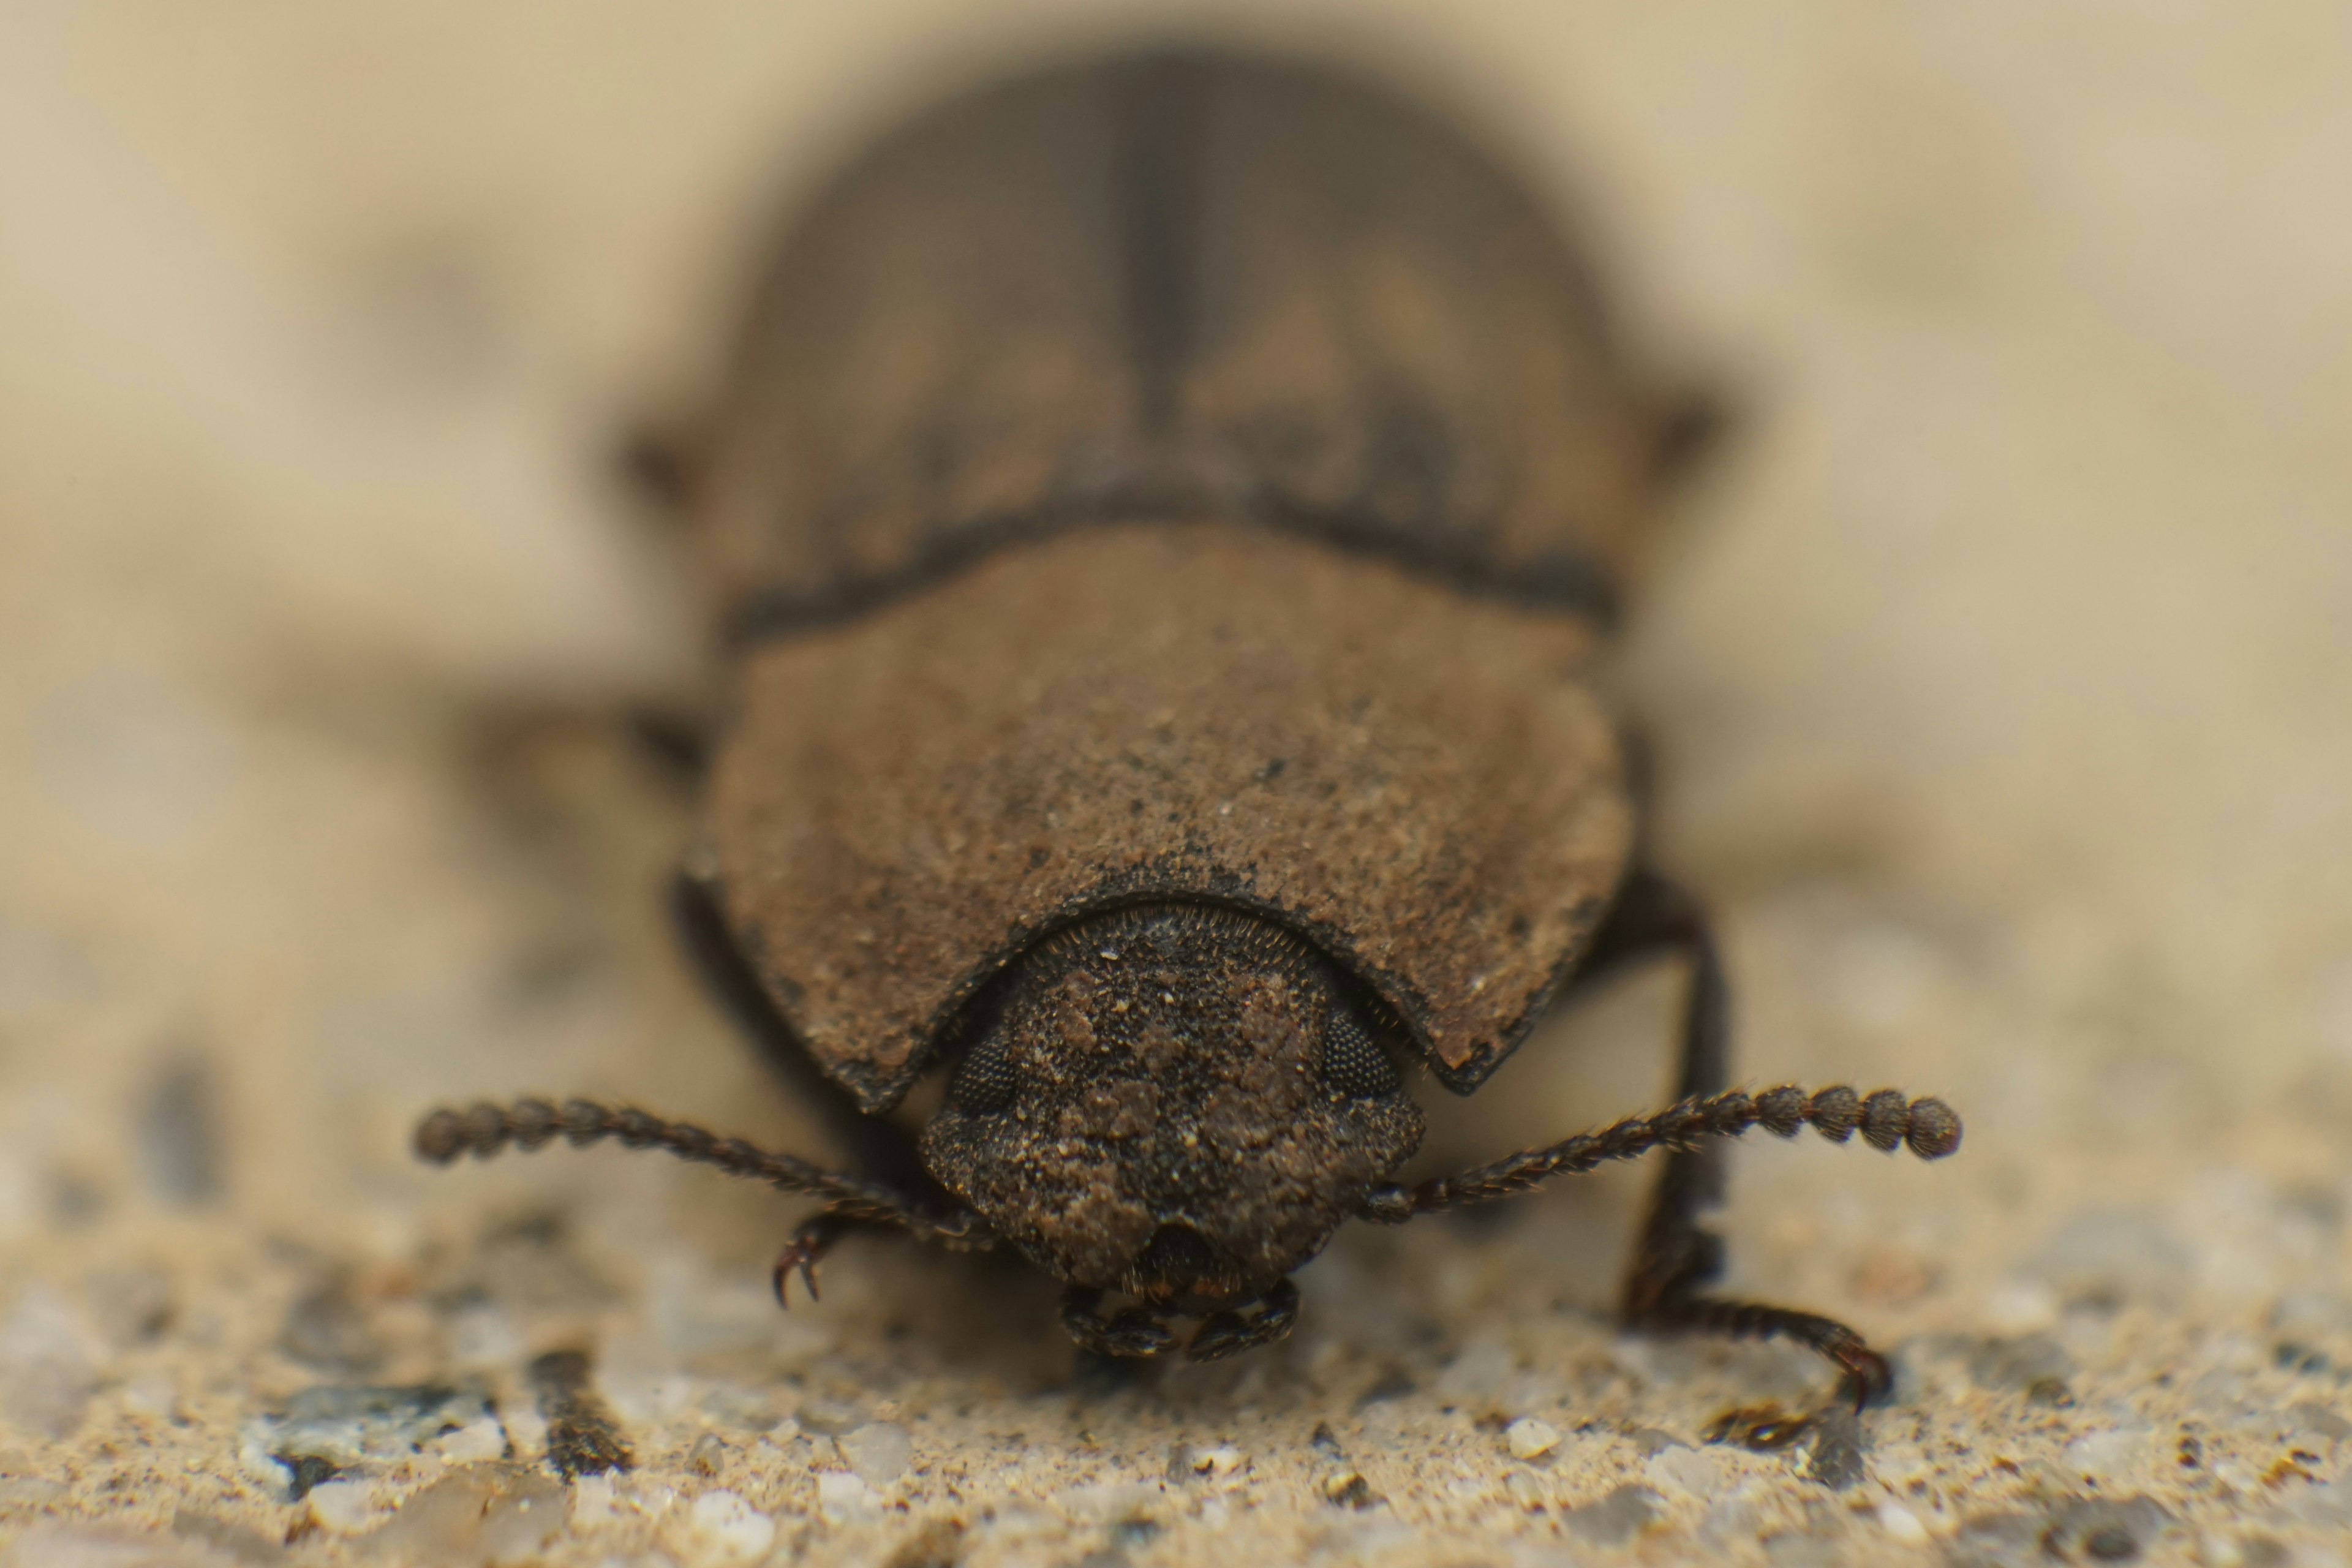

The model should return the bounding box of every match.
[1121,1222,1244,1302]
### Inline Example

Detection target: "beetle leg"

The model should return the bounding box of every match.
[1365,870,1963,1407]
[771,1207,876,1307]
[1060,1287,1179,1358]
[1594,874,1893,1408]
[1577,869,1734,1237]
[1637,1298,1893,1407]
[774,1200,1001,1305]
[1582,872,1735,1308]
[1366,1082,1957,1408]
[1057,1280,1304,1362]
[1185,1278,1302,1362]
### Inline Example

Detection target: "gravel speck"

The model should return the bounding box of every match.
[304,1479,380,1535]
[816,1470,879,1523]
[569,1475,618,1529]
[1504,1416,1560,1460]
[138,1054,224,1205]
[2027,1213,2193,1306]
[477,1472,565,1562]
[1802,1406,1868,1490]
[1968,1333,2075,1393]
[251,1382,492,1473]
[1877,1501,1929,1544]
[2038,1496,2174,1562]
[1945,1512,2042,1568]
[2061,1426,2150,1482]
[432,1415,508,1464]
[1435,1338,1513,1406]
[796,1395,864,1436]
[685,1489,776,1565]
[1646,1444,1723,1498]
[839,1419,913,1485]
[1189,1444,1243,1477]
[0,1284,100,1439]
[2269,1291,2352,1344]
[1562,1483,1662,1547]
[276,1275,383,1376]
[1763,1529,1845,1567]
[1700,1498,1763,1548]
[361,1465,564,1564]
[170,1507,285,1566]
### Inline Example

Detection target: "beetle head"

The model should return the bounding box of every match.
[919,903,1423,1308]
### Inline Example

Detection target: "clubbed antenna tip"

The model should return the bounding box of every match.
[1753,1084,1962,1160]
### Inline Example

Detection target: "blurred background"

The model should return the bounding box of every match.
[2,0,2349,1557]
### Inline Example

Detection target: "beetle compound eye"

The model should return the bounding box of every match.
[950,1030,1022,1115]
[1320,1009,1400,1098]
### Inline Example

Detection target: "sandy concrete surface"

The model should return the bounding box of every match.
[3,3,2350,1564]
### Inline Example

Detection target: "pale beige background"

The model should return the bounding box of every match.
[1,4,2349,1566]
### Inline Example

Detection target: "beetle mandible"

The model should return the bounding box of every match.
[417,47,1959,1404]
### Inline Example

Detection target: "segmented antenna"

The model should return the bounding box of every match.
[413,1098,927,1232]
[1365,1085,1961,1217]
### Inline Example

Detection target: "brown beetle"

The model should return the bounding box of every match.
[418,48,1959,1403]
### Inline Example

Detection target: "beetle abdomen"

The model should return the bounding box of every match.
[697,50,1664,640]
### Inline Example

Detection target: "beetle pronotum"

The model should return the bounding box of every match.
[417,48,1958,1406]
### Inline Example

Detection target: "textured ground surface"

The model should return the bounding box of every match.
[4,4,2351,1566]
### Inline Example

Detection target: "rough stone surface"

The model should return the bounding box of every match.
[2,6,2350,1567]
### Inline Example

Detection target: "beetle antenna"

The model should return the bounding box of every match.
[413,1098,941,1234]
[1363,1085,1960,1218]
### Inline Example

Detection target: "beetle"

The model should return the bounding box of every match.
[416,47,1958,1405]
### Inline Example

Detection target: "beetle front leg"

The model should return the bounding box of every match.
[1058,1280,1304,1362]
[1060,1287,1179,1358]
[1364,868,1961,1409]
[1596,873,1893,1407]
[1186,1279,1302,1362]
[1366,1082,1956,1407]
[1591,876,1736,1311]
[772,1207,878,1307]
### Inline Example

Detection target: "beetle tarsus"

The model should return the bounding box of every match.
[772,1208,867,1308]
[1057,1281,1302,1362]
[1637,1296,1893,1411]
[1060,1287,1179,1358]
[773,1253,816,1308]
[1186,1279,1301,1362]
